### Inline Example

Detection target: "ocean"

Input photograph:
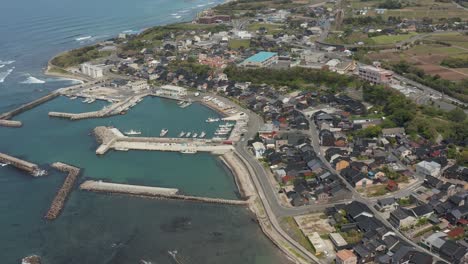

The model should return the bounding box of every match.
[0,0,289,263]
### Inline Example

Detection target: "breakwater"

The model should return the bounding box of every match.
[80,180,248,206]
[0,92,59,121]
[44,162,80,220]
[0,119,22,127]
[0,152,46,176]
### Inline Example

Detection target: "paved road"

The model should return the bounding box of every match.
[304,120,448,263]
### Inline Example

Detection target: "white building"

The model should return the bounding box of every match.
[156,85,187,98]
[128,80,149,91]
[252,142,266,159]
[416,160,441,177]
[80,63,104,78]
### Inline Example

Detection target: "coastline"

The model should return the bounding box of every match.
[36,1,313,263]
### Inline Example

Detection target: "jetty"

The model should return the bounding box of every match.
[48,94,147,120]
[80,180,248,206]
[93,126,234,155]
[44,162,80,220]
[0,92,60,127]
[0,152,46,177]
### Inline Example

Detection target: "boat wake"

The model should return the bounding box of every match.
[21,76,46,84]
[0,68,14,83]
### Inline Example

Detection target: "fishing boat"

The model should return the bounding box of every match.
[87,98,96,104]
[178,131,186,137]
[205,117,219,123]
[0,162,9,167]
[69,96,77,100]
[124,129,141,136]
[185,132,191,137]
[160,128,169,137]
[192,133,198,138]
[199,131,206,138]
[82,98,90,103]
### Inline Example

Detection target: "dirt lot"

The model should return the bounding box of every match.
[294,213,335,235]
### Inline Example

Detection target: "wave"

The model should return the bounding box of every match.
[0,65,4,69]
[171,13,179,16]
[0,60,15,66]
[175,16,182,19]
[75,36,92,41]
[180,10,190,13]
[21,76,46,84]
[197,4,206,7]
[0,68,14,83]
[47,77,83,85]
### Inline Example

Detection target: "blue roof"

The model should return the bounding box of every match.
[244,51,277,63]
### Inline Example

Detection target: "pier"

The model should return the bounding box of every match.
[80,180,248,206]
[0,92,60,126]
[48,94,147,120]
[0,152,46,177]
[93,126,234,155]
[44,162,80,220]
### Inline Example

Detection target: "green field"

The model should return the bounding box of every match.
[247,22,283,33]
[370,32,418,44]
[228,39,251,49]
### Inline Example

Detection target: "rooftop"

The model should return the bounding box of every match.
[244,51,278,63]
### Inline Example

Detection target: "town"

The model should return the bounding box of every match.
[6,0,468,263]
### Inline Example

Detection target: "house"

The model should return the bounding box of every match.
[336,249,357,264]
[319,129,335,146]
[329,233,348,250]
[335,159,350,171]
[241,51,278,68]
[308,232,327,255]
[416,160,441,177]
[445,205,468,225]
[376,197,397,212]
[258,123,278,139]
[439,240,467,264]
[344,201,374,220]
[386,180,399,192]
[421,232,447,254]
[252,142,266,159]
[389,206,416,228]
[411,204,433,219]
[382,127,405,137]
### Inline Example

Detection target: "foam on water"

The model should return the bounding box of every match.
[0,68,14,83]
[75,35,92,41]
[0,60,15,65]
[21,76,46,84]
[0,65,4,69]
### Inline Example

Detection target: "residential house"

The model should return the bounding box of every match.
[382,127,406,137]
[336,249,358,264]
[416,160,441,177]
[389,206,416,228]
[252,142,266,159]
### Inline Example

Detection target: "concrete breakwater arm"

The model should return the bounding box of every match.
[0,152,46,177]
[80,180,248,206]
[0,92,59,121]
[44,162,80,220]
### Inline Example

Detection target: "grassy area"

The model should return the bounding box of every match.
[370,32,418,45]
[228,39,251,49]
[281,217,315,254]
[247,22,283,33]
[51,46,111,68]
[138,23,229,42]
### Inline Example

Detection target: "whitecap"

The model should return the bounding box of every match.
[0,68,14,83]
[197,4,206,7]
[75,36,92,41]
[21,76,46,84]
[0,60,15,65]
[171,13,179,16]
[0,65,4,69]
[175,16,182,19]
[180,10,190,13]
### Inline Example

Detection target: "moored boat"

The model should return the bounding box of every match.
[160,128,169,137]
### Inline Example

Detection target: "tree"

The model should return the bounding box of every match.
[447,107,466,122]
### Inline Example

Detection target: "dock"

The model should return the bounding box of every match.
[0,152,46,177]
[44,162,80,220]
[93,126,234,155]
[80,180,248,206]
[48,94,147,120]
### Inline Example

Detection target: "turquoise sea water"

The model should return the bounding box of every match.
[0,0,289,263]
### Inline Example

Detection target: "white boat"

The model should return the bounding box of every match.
[180,149,197,154]
[82,98,89,103]
[160,128,169,137]
[192,133,198,138]
[87,98,96,104]
[178,131,186,137]
[205,117,219,123]
[199,131,206,138]
[124,129,141,135]
[69,96,77,100]
[0,162,9,167]
[185,132,191,137]
[215,131,229,136]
